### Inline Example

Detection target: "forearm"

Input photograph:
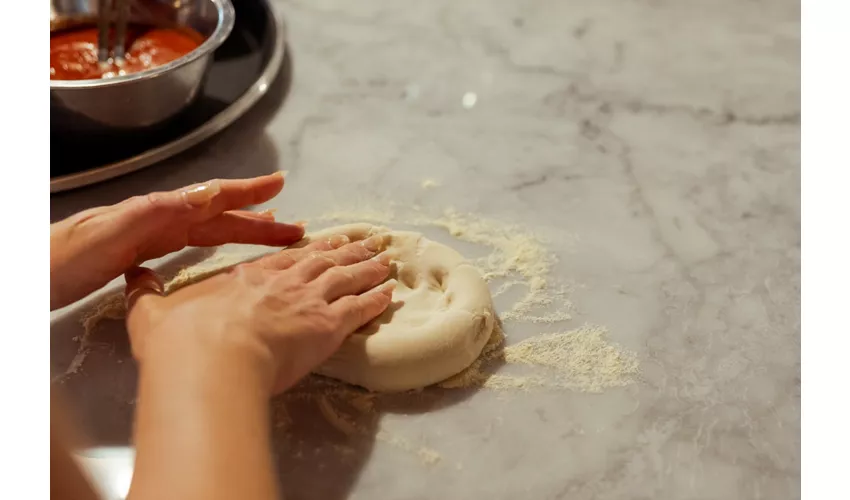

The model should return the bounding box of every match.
[128,336,279,500]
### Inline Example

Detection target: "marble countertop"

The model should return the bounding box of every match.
[50,0,800,499]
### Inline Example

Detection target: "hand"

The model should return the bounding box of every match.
[125,235,395,500]
[50,173,304,310]
[124,232,395,394]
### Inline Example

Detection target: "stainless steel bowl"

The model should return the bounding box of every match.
[50,0,235,135]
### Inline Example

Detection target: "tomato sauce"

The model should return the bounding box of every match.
[50,25,204,81]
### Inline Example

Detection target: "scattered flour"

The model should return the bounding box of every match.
[318,204,573,323]
[439,323,638,393]
[52,292,126,383]
[500,326,639,392]
[165,252,259,292]
[56,203,640,469]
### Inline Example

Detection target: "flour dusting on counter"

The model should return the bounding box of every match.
[56,204,639,467]
[318,204,574,323]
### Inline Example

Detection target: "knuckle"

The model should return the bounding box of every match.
[360,294,383,313]
[273,252,297,268]
[280,248,307,263]
[307,251,334,264]
[328,266,355,282]
[366,260,388,274]
[143,192,171,210]
[351,301,367,325]
[300,297,326,312]
[333,245,365,263]
[352,262,384,283]
[337,244,360,256]
[366,291,385,306]
[341,296,365,319]
[260,280,305,308]
[309,240,334,251]
[125,195,155,215]
[276,275,306,292]
[349,244,372,259]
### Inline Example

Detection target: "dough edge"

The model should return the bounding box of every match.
[294,223,495,392]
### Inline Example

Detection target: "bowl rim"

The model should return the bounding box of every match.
[50,0,235,90]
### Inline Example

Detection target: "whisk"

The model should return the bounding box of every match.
[97,0,131,62]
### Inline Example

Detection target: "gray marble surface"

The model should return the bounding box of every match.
[50,0,800,499]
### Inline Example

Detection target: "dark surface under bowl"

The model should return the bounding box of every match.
[51,0,276,179]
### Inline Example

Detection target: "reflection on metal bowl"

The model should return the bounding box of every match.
[74,446,136,500]
[50,0,235,135]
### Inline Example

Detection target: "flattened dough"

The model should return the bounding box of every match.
[292,224,495,392]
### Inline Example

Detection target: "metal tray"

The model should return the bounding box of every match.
[50,0,286,193]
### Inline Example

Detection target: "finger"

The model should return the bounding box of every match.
[329,280,397,334]
[203,173,286,214]
[123,173,285,224]
[289,253,339,282]
[124,266,165,312]
[288,233,388,282]
[228,209,277,221]
[254,235,349,270]
[312,233,388,268]
[313,253,392,302]
[187,211,305,247]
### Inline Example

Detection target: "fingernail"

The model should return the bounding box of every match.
[258,209,276,220]
[376,279,397,295]
[328,235,350,248]
[239,210,274,221]
[182,180,221,206]
[279,171,289,178]
[294,220,308,228]
[360,234,385,252]
[371,252,391,266]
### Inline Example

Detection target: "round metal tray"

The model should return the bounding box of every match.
[50,0,286,193]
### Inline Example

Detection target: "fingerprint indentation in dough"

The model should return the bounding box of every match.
[432,268,448,290]
[472,314,490,342]
[397,264,420,289]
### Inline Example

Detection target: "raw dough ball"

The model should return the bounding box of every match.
[293,223,495,392]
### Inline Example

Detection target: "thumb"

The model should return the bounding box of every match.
[124,266,165,313]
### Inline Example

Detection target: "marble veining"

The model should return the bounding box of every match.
[50,0,800,499]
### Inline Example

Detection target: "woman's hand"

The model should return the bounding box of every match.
[50,173,303,310]
[125,232,394,393]
[124,232,395,500]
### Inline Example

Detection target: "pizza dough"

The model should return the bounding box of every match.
[292,223,495,392]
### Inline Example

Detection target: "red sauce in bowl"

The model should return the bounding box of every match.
[50,25,205,81]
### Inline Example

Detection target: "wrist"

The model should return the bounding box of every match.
[138,320,277,397]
